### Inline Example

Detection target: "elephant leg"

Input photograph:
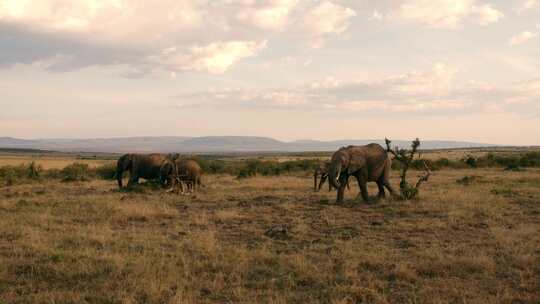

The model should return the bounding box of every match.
[165,178,176,193]
[314,172,318,192]
[169,176,178,192]
[319,173,328,191]
[336,184,346,203]
[178,180,185,194]
[382,179,399,198]
[127,171,139,188]
[355,175,369,202]
[377,180,386,198]
[336,173,348,203]
[117,170,124,188]
[327,175,332,191]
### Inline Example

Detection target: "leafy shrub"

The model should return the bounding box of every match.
[237,169,252,179]
[504,163,523,171]
[0,166,19,185]
[0,162,43,185]
[392,151,540,171]
[43,168,62,179]
[95,163,117,180]
[463,156,478,168]
[520,152,540,167]
[61,163,94,182]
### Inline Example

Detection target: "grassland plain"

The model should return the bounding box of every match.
[0,155,539,303]
[0,154,115,169]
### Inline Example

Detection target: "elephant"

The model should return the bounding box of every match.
[314,160,350,192]
[328,144,397,203]
[160,158,202,193]
[116,153,167,188]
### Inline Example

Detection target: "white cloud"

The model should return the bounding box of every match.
[472,4,504,26]
[370,10,383,21]
[174,63,539,115]
[147,40,267,74]
[394,0,503,29]
[236,0,299,31]
[0,0,203,35]
[516,0,537,13]
[302,1,356,47]
[0,0,361,73]
[510,31,537,45]
[0,1,282,74]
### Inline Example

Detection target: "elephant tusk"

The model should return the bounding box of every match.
[336,167,342,185]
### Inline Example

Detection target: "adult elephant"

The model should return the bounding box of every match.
[116,153,167,188]
[329,144,397,203]
[160,158,202,192]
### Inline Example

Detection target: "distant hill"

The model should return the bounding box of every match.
[0,136,495,153]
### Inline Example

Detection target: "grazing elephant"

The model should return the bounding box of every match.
[314,160,350,192]
[160,158,202,193]
[116,153,167,188]
[329,144,397,203]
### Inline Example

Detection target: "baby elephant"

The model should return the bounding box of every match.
[314,160,350,192]
[160,158,203,194]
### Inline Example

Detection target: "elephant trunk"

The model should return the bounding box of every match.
[159,163,171,187]
[116,154,130,188]
[329,161,342,189]
[116,161,125,188]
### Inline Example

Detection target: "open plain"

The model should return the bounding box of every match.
[0,152,539,303]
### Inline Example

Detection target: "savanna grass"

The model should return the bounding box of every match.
[0,165,539,303]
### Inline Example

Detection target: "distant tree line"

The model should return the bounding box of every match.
[394,152,540,171]
[1,152,539,185]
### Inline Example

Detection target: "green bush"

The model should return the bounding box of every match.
[95,163,117,180]
[61,163,94,182]
[43,168,63,180]
[392,151,540,171]
[0,162,43,185]
[520,152,540,167]
[0,166,20,185]
[463,156,478,168]
[236,169,252,179]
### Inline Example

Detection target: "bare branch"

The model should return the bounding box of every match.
[414,161,431,190]
[386,137,431,200]
[385,138,399,158]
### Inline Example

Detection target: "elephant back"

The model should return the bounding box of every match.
[363,144,389,180]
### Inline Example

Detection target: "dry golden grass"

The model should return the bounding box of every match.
[0,154,113,169]
[1,164,539,303]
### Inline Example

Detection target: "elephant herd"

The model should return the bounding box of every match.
[116,143,397,203]
[116,153,202,194]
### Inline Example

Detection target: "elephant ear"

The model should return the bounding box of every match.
[347,154,366,174]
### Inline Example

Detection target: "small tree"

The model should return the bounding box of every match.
[385,138,431,200]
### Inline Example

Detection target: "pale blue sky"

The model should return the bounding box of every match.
[1,0,539,144]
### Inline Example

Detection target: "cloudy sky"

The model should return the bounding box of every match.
[1,0,539,145]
